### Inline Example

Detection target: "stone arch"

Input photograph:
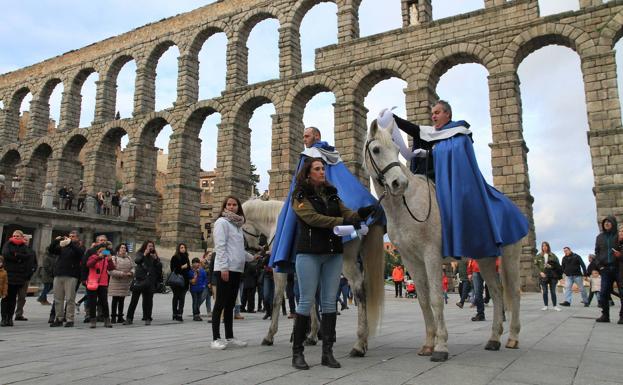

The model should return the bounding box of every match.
[290,0,338,29]
[232,89,279,126]
[283,74,342,114]
[0,147,22,182]
[60,66,98,130]
[236,8,283,46]
[60,132,88,159]
[55,132,89,195]
[181,100,225,138]
[137,111,174,144]
[502,23,597,71]
[28,77,63,137]
[187,23,229,58]
[598,10,623,49]
[5,86,32,141]
[347,58,414,100]
[145,40,180,73]
[97,54,136,122]
[20,141,54,206]
[418,42,500,91]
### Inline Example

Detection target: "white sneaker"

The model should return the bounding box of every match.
[226,338,248,347]
[210,339,227,350]
[541,306,549,311]
[553,306,561,312]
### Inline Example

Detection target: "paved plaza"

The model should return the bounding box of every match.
[1,289,622,385]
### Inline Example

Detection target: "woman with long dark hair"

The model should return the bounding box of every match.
[109,243,134,324]
[124,240,162,325]
[170,243,190,322]
[210,196,258,350]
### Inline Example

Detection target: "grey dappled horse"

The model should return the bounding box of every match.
[363,120,523,362]
[242,199,385,357]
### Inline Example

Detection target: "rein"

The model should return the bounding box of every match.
[365,138,433,223]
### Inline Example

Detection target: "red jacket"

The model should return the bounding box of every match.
[392,266,404,282]
[467,258,500,275]
[441,275,449,291]
[87,255,116,287]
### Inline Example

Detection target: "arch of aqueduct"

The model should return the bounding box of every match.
[0,0,622,290]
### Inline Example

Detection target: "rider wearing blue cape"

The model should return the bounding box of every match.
[378,101,528,259]
[269,127,382,272]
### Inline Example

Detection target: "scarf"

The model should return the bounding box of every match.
[221,209,245,228]
[9,237,26,246]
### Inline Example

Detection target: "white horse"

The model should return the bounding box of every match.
[242,198,386,357]
[363,120,522,362]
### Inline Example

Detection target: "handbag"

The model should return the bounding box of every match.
[166,271,185,288]
[130,277,150,292]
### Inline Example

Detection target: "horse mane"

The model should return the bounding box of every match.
[242,199,284,231]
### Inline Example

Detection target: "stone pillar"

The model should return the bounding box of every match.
[120,197,130,220]
[82,228,95,246]
[579,0,601,8]
[26,95,50,138]
[213,120,252,208]
[41,183,54,209]
[337,3,359,43]
[487,71,537,291]
[484,0,506,8]
[279,24,302,78]
[0,222,4,243]
[582,50,623,220]
[36,224,53,267]
[334,98,368,183]
[85,196,97,214]
[133,66,156,115]
[226,38,248,89]
[176,54,200,105]
[0,175,5,205]
[402,0,431,26]
[93,78,116,124]
[268,112,303,200]
[159,131,203,250]
[58,90,81,131]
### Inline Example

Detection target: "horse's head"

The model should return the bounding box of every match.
[364,120,409,196]
[242,221,264,253]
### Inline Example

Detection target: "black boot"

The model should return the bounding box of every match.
[292,314,310,370]
[111,313,117,324]
[321,313,341,368]
[596,299,610,322]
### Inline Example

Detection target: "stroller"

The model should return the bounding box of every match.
[405,280,417,298]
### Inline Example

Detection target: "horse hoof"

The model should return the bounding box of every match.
[505,339,519,349]
[417,346,433,356]
[349,348,365,357]
[484,340,501,351]
[430,351,449,362]
[261,339,273,346]
[304,338,317,346]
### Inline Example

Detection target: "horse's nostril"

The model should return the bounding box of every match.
[392,179,400,189]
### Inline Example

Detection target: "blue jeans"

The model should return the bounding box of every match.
[263,275,274,311]
[541,277,558,306]
[38,282,53,302]
[201,286,211,313]
[472,272,484,317]
[295,253,343,316]
[191,291,203,316]
[564,275,588,304]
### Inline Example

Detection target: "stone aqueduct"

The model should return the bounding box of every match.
[1,0,623,289]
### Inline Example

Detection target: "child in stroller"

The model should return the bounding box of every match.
[405,280,417,298]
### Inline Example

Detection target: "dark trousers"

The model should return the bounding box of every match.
[394,281,403,297]
[286,274,296,313]
[77,198,85,211]
[127,290,154,320]
[540,277,558,306]
[88,286,109,318]
[599,268,623,319]
[472,272,485,316]
[111,296,125,316]
[38,282,53,301]
[171,287,187,316]
[1,284,21,320]
[211,271,241,340]
[191,291,203,316]
[241,287,256,311]
[256,284,264,311]
[459,280,471,304]
[263,275,274,313]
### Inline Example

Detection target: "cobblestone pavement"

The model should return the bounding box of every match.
[1,289,621,385]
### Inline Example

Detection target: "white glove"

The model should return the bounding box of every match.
[377,108,395,129]
[413,149,428,158]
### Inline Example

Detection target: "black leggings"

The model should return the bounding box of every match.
[394,281,403,297]
[211,271,241,340]
[541,278,557,306]
[111,296,126,316]
[171,287,187,316]
[88,287,110,318]
[1,284,21,320]
[126,290,154,320]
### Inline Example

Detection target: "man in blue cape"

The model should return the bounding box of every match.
[269,127,381,272]
[377,100,528,259]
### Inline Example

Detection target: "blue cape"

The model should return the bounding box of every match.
[433,122,529,258]
[269,142,381,272]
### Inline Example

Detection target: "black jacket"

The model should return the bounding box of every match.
[49,238,85,279]
[394,115,436,180]
[170,253,191,289]
[561,252,587,276]
[595,216,619,271]
[2,240,37,285]
[135,252,163,293]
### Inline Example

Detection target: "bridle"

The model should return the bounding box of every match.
[242,226,275,252]
[364,137,432,223]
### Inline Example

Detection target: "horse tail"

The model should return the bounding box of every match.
[361,224,385,336]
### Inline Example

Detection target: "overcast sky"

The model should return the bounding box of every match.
[0,0,614,260]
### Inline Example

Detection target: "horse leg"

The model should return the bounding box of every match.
[406,257,436,357]
[262,272,286,346]
[501,243,521,349]
[342,245,368,357]
[306,302,319,345]
[421,254,448,362]
[478,258,504,351]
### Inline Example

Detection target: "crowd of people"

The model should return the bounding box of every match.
[57,185,122,215]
